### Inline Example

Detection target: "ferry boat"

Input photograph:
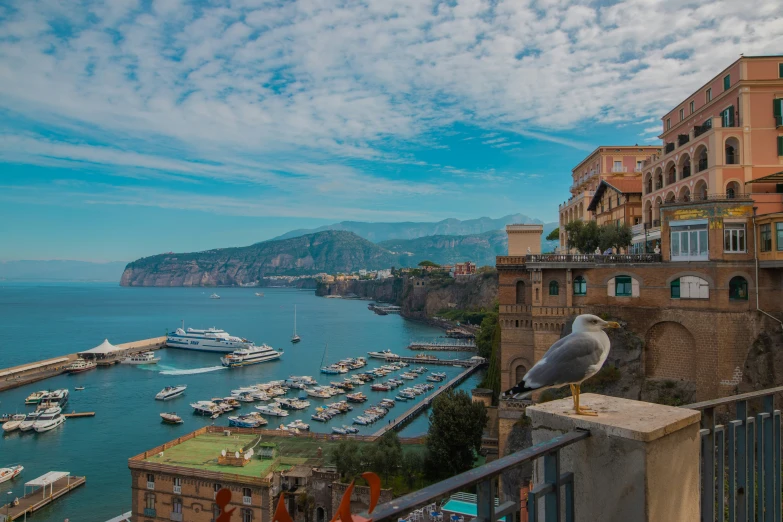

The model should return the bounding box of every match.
[156,385,187,401]
[24,390,49,405]
[2,414,27,432]
[18,412,43,432]
[220,344,282,368]
[120,352,160,365]
[160,412,183,424]
[33,407,65,433]
[255,404,288,417]
[210,293,221,299]
[66,358,96,374]
[166,323,255,353]
[0,465,23,484]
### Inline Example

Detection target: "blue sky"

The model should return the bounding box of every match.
[2,0,782,262]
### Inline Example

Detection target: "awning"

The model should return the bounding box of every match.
[745,172,783,184]
[632,230,661,243]
[78,339,123,356]
[26,471,69,488]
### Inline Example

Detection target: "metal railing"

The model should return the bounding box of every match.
[526,254,662,264]
[661,192,752,205]
[678,134,690,146]
[695,121,713,137]
[685,386,783,522]
[665,142,675,154]
[365,431,590,522]
[611,166,628,173]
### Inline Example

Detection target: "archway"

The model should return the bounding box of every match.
[515,365,527,383]
[666,161,677,185]
[653,196,663,225]
[655,167,663,190]
[726,181,741,199]
[645,322,696,381]
[317,507,326,522]
[644,172,653,194]
[695,145,708,172]
[679,154,691,179]
[665,191,676,204]
[694,179,708,201]
[515,281,526,305]
[725,137,740,165]
[644,200,652,225]
[678,185,691,202]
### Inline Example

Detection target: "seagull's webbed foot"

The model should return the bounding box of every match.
[571,384,598,416]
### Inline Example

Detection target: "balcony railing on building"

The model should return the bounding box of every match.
[661,192,752,206]
[678,134,690,146]
[611,165,628,173]
[526,253,662,264]
[143,508,156,518]
[665,142,675,154]
[644,220,661,229]
[695,120,712,137]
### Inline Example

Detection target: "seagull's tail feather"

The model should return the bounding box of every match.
[501,381,538,400]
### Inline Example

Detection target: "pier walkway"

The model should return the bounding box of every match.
[407,340,477,351]
[371,362,485,437]
[1,474,86,521]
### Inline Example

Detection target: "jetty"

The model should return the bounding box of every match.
[63,411,95,418]
[371,362,486,437]
[0,336,165,392]
[1,472,86,521]
[407,339,477,351]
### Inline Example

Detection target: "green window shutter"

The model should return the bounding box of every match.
[724,74,730,91]
[778,136,783,156]
[727,106,735,127]
[779,63,783,78]
[671,279,680,299]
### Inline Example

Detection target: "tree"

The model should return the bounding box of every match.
[418,260,440,267]
[598,223,633,252]
[400,451,426,489]
[296,493,316,522]
[475,301,499,359]
[330,440,361,480]
[425,389,488,479]
[563,220,633,253]
[545,227,560,241]
[479,319,501,403]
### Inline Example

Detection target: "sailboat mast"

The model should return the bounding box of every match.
[293,305,297,335]
[320,343,328,366]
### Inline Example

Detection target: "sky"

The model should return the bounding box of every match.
[1,0,782,262]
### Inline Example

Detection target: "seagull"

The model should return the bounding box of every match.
[502,314,620,416]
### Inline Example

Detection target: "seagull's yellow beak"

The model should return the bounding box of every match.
[603,321,621,329]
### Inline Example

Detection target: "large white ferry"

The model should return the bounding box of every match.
[166,323,254,353]
[220,344,282,368]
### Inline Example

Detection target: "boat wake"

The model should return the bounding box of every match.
[158,366,227,376]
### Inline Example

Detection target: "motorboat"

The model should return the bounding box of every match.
[432,372,447,379]
[255,404,288,417]
[166,322,254,353]
[255,292,264,297]
[275,398,310,410]
[311,413,330,422]
[2,414,27,432]
[346,392,367,403]
[288,375,317,385]
[305,387,332,399]
[18,412,43,432]
[24,390,49,405]
[66,358,97,374]
[33,407,65,433]
[395,395,408,402]
[40,389,69,408]
[332,426,348,435]
[228,412,268,428]
[400,373,416,380]
[221,344,283,368]
[287,419,310,431]
[156,385,187,401]
[367,349,400,360]
[427,375,444,382]
[210,293,221,299]
[371,384,390,391]
[160,412,183,424]
[75,386,85,391]
[352,416,371,425]
[380,399,396,408]
[191,401,222,416]
[120,352,161,365]
[235,393,257,403]
[0,465,23,484]
[320,363,348,374]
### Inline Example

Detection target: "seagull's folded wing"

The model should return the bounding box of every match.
[524,333,605,389]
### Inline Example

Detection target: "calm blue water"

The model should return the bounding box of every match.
[0,284,483,522]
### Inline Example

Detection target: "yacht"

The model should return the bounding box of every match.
[255,404,288,417]
[320,364,348,375]
[305,387,332,399]
[191,401,222,416]
[160,412,183,424]
[228,412,268,428]
[220,344,283,368]
[0,465,23,484]
[287,419,310,431]
[274,398,310,410]
[210,293,221,299]
[33,407,65,433]
[156,385,187,401]
[120,352,161,365]
[18,412,43,432]
[346,392,368,403]
[367,350,400,360]
[2,414,27,432]
[24,390,49,405]
[66,358,96,374]
[291,305,301,343]
[166,323,254,353]
[40,389,69,408]
[288,376,317,385]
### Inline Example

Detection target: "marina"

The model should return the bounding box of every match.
[0,473,86,521]
[407,339,477,351]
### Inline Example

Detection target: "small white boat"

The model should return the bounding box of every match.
[24,391,49,405]
[287,419,310,431]
[0,465,23,484]
[75,386,85,391]
[33,407,65,433]
[191,401,222,416]
[160,412,183,424]
[255,404,289,417]
[18,412,43,432]
[121,352,161,365]
[2,414,27,432]
[209,293,221,299]
[156,385,187,401]
[255,292,264,297]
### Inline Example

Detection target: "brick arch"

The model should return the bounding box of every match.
[722,271,754,290]
[601,272,643,286]
[645,321,697,381]
[665,271,715,287]
[508,356,532,384]
[515,279,527,304]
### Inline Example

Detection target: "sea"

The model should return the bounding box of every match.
[0,283,483,522]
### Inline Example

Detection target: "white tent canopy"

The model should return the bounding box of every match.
[78,339,125,357]
[25,471,69,488]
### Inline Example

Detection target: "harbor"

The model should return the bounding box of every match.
[0,473,86,521]
[407,339,477,351]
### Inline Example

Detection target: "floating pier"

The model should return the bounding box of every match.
[63,411,95,418]
[371,362,486,437]
[1,472,86,521]
[407,339,477,351]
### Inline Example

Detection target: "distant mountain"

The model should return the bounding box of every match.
[272,214,544,243]
[0,260,127,282]
[120,231,398,286]
[379,230,509,267]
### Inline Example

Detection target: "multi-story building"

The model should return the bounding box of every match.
[559,146,660,250]
[454,262,476,277]
[586,178,644,229]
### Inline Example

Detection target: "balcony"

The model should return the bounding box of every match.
[611,166,628,173]
[664,142,675,154]
[173,485,181,494]
[644,220,661,229]
[496,256,527,267]
[677,134,690,147]
[525,253,661,268]
[661,192,752,206]
[144,508,156,517]
[697,158,708,172]
[243,496,252,506]
[147,482,155,490]
[694,121,712,137]
[170,512,183,522]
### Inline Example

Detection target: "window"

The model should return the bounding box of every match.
[724,223,746,253]
[690,101,695,114]
[666,118,671,130]
[706,88,712,102]
[636,160,643,172]
[515,281,525,304]
[779,63,783,78]
[146,493,156,510]
[173,498,183,514]
[774,99,783,126]
[670,221,709,261]
[729,276,748,301]
[672,276,710,299]
[679,108,684,121]
[213,504,221,522]
[615,276,632,297]
[173,478,181,494]
[760,224,772,252]
[723,74,730,91]
[721,106,735,127]
[670,279,680,299]
[549,281,559,296]
[777,223,783,251]
[242,509,253,522]
[573,276,586,296]
[778,136,783,156]
[243,488,252,506]
[146,474,155,490]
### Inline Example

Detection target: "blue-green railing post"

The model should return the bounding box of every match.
[716,425,725,522]
[543,451,560,522]
[747,417,755,522]
[736,401,747,522]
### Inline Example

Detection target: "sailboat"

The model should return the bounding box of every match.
[291,305,301,344]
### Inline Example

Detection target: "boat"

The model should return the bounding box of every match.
[18,412,43,432]
[255,404,288,417]
[0,465,23,484]
[291,305,301,343]
[66,358,96,374]
[228,412,268,428]
[371,384,390,391]
[74,386,85,391]
[332,426,348,435]
[210,293,221,299]
[274,398,310,410]
[346,392,368,403]
[33,407,65,433]
[160,412,183,424]
[319,344,348,374]
[156,385,187,401]
[287,419,310,431]
[305,388,332,399]
[380,399,396,408]
[120,352,161,365]
[191,401,222,416]
[288,375,317,385]
[24,391,49,405]
[255,292,264,297]
[166,322,255,353]
[394,395,408,402]
[2,414,27,432]
[367,349,400,360]
[221,344,283,368]
[40,389,69,408]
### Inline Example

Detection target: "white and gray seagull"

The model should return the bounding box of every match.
[502,314,620,416]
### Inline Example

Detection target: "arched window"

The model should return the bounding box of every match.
[726,181,740,199]
[729,276,748,301]
[573,276,586,296]
[317,507,326,522]
[515,281,525,304]
[671,276,709,299]
[515,365,527,383]
[549,281,559,295]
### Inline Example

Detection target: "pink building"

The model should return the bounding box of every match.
[559,146,660,250]
[642,55,783,232]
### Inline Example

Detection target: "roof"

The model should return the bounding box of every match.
[26,471,70,487]
[587,179,643,211]
[78,339,123,355]
[745,171,783,184]
[571,145,660,173]
[282,466,313,478]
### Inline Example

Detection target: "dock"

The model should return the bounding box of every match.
[407,339,477,351]
[63,411,95,418]
[371,362,486,437]
[1,473,86,521]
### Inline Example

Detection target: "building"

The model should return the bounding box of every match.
[375,269,392,279]
[453,262,476,277]
[128,427,396,522]
[586,178,643,230]
[559,146,660,250]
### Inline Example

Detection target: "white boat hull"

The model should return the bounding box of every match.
[221,350,282,368]
[121,357,161,365]
[2,421,22,432]
[0,466,23,484]
[34,415,65,433]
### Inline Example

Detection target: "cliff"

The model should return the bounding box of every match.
[378,231,508,268]
[120,231,397,287]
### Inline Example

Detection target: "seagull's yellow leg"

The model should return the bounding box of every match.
[569,384,577,410]
[574,384,597,416]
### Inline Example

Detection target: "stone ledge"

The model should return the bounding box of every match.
[526,393,700,442]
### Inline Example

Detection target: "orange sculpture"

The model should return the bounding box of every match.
[216,488,236,522]
[271,472,381,522]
